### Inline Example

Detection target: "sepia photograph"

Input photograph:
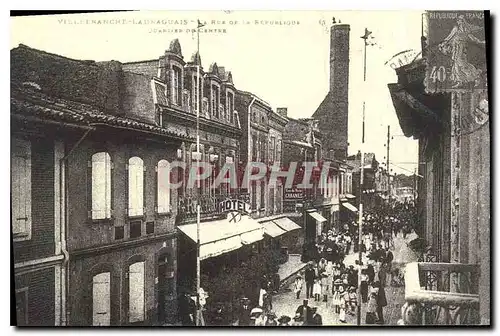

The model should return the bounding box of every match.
[9,9,490,327]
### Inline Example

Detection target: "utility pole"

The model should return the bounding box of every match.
[386,125,391,204]
[195,18,205,327]
[357,27,373,326]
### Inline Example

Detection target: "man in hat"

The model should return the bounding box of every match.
[237,298,252,326]
[178,290,196,326]
[265,312,278,326]
[373,281,387,324]
[295,299,313,325]
[304,264,316,299]
[310,307,323,326]
[277,315,291,326]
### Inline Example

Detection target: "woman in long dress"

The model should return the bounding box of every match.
[438,15,486,88]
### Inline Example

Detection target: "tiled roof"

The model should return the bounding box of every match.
[11,86,193,140]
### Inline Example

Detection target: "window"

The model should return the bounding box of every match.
[92,272,111,326]
[12,138,31,240]
[130,221,142,239]
[129,261,145,323]
[192,75,200,112]
[15,288,28,326]
[157,160,171,213]
[90,152,112,220]
[128,157,144,217]
[211,85,219,118]
[182,90,190,111]
[227,92,234,124]
[270,137,276,162]
[171,66,181,105]
[276,185,282,213]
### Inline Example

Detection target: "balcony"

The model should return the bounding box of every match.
[401,262,480,325]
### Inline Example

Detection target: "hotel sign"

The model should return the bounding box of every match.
[217,199,251,214]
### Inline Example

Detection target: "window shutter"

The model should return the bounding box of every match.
[92,272,111,326]
[128,262,145,323]
[92,153,110,220]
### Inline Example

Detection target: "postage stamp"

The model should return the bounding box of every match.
[424,11,487,94]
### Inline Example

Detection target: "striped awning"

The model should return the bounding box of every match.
[307,210,327,223]
[273,217,301,232]
[177,215,264,260]
[262,221,287,238]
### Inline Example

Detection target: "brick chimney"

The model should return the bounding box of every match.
[276,107,288,118]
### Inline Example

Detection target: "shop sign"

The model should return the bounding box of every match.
[284,188,304,200]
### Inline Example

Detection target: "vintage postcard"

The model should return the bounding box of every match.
[10,10,490,327]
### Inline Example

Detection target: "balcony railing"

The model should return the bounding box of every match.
[401,262,480,325]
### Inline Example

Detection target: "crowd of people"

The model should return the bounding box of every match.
[178,201,417,326]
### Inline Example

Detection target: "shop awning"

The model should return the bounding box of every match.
[262,221,287,238]
[273,217,301,232]
[307,210,327,223]
[345,194,356,199]
[342,202,358,213]
[177,215,264,260]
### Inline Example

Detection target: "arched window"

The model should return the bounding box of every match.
[157,160,171,213]
[91,152,112,220]
[128,157,144,217]
[128,261,145,323]
[92,272,111,326]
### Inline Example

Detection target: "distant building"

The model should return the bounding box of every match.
[347,151,379,211]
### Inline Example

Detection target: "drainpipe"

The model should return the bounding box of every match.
[59,127,95,326]
[247,97,256,199]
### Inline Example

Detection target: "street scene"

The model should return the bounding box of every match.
[10,10,490,327]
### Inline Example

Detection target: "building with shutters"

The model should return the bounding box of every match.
[11,44,191,326]
[281,117,344,249]
[234,94,302,258]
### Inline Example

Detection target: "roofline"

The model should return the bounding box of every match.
[236,90,272,109]
[12,44,101,66]
[122,59,159,65]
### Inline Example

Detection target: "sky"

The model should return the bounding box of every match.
[10,10,422,175]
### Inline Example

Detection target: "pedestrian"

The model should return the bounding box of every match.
[263,290,273,313]
[310,307,323,326]
[304,264,315,299]
[293,275,304,300]
[366,262,376,284]
[237,298,252,326]
[365,286,378,324]
[277,315,291,326]
[258,286,267,308]
[320,273,329,302]
[345,234,352,254]
[348,286,357,315]
[265,312,278,326]
[295,299,313,325]
[313,278,321,302]
[360,270,369,303]
[178,291,196,326]
[338,284,347,323]
[374,281,387,324]
[332,279,342,314]
[251,308,266,326]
